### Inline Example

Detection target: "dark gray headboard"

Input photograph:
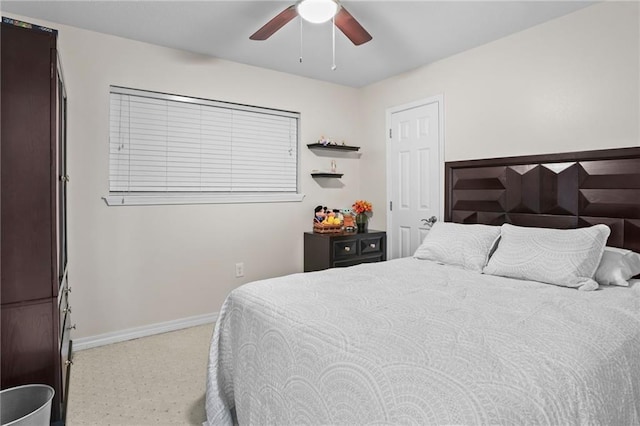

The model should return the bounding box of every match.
[445,147,640,252]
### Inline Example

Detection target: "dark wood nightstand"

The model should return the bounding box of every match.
[304,230,387,272]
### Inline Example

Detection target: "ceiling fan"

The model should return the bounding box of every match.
[250,0,372,46]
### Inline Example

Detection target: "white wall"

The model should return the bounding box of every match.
[7,1,639,340]
[6,14,364,339]
[360,2,639,231]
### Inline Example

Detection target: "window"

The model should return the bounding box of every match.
[105,86,302,205]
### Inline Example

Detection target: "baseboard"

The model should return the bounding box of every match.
[72,312,218,351]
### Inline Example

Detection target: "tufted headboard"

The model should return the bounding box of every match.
[445,147,640,252]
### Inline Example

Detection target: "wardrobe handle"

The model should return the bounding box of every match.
[344,246,350,252]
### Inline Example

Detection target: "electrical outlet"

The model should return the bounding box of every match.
[235,262,244,278]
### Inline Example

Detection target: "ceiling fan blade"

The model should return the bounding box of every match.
[250,5,298,40]
[334,6,372,46]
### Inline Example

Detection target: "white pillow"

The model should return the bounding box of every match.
[483,224,610,291]
[594,247,640,287]
[413,222,501,272]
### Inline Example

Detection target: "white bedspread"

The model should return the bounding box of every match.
[205,258,640,425]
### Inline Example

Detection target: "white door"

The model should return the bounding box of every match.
[387,99,442,259]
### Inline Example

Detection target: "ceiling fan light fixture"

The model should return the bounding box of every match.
[296,0,338,24]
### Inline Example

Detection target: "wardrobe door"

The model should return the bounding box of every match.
[1,24,56,304]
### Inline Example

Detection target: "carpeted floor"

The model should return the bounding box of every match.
[67,324,214,425]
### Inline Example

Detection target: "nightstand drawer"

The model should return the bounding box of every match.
[334,240,358,257]
[360,237,383,254]
[304,230,386,272]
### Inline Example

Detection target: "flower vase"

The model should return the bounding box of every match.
[356,213,368,233]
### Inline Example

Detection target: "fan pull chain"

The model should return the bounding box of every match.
[299,18,303,63]
[331,16,336,70]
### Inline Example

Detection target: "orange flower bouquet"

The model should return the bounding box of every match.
[352,200,372,233]
[352,200,372,215]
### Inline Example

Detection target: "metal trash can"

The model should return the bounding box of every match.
[0,384,54,426]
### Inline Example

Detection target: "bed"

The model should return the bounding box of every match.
[205,147,640,425]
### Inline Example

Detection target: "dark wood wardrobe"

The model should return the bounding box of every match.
[1,17,72,423]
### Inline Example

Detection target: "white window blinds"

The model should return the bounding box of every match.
[109,87,299,197]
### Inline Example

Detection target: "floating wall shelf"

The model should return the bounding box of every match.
[307,143,360,152]
[311,172,344,178]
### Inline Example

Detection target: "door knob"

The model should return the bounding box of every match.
[421,216,438,226]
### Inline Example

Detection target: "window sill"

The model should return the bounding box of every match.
[103,192,305,206]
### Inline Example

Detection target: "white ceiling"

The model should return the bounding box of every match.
[1,0,595,87]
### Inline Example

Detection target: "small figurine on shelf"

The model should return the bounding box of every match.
[318,135,341,146]
[318,135,332,146]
